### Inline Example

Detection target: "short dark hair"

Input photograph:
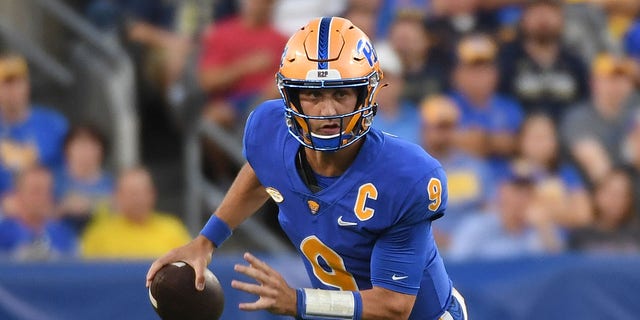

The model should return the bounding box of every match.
[63,124,109,156]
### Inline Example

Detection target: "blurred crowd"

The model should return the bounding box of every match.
[0,54,190,261]
[1,0,640,262]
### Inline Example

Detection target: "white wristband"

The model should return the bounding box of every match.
[303,288,355,319]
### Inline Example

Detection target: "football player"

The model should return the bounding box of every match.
[147,17,467,320]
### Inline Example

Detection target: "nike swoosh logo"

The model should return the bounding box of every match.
[392,274,408,281]
[337,216,358,227]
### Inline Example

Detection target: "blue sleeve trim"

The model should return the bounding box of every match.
[295,288,305,319]
[353,290,363,320]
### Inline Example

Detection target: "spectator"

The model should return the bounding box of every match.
[498,0,589,122]
[86,0,177,33]
[273,0,346,37]
[516,114,592,228]
[373,45,419,144]
[448,167,563,261]
[621,112,640,210]
[343,0,382,43]
[388,11,448,105]
[561,53,639,184]
[0,53,68,195]
[0,166,76,261]
[341,0,389,80]
[349,0,400,39]
[420,95,495,248]
[585,0,640,42]
[426,0,501,65]
[81,167,190,259]
[562,0,615,63]
[624,20,640,86]
[86,0,192,91]
[625,20,640,63]
[198,0,287,129]
[56,125,114,233]
[449,33,524,167]
[570,167,640,253]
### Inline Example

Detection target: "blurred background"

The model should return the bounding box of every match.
[0,0,640,319]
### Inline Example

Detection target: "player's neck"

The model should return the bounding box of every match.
[304,140,363,177]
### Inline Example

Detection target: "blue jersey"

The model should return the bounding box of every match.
[450,91,523,134]
[0,106,68,195]
[0,217,77,258]
[624,21,640,61]
[244,100,453,319]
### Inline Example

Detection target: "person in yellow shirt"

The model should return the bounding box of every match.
[81,167,191,259]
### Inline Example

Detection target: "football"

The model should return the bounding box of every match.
[149,262,224,320]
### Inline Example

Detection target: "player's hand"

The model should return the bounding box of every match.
[146,235,215,291]
[232,252,297,316]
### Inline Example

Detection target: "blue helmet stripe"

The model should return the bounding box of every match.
[317,17,331,70]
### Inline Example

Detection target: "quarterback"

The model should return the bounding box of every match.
[147,17,467,320]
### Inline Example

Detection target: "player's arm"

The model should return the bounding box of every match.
[232,227,421,320]
[357,215,435,319]
[146,162,269,289]
[208,162,270,229]
[361,287,416,320]
[232,253,416,319]
[361,167,449,319]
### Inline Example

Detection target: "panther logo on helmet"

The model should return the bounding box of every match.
[277,16,383,151]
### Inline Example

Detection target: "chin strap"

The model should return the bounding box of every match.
[295,147,322,193]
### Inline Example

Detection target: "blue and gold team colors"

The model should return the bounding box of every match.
[244,99,461,319]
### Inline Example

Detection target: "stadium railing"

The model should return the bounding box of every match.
[183,117,292,253]
[0,0,139,169]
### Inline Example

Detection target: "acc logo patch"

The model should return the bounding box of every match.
[307,200,320,214]
[265,187,284,203]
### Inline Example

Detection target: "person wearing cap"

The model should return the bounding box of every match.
[561,53,639,184]
[420,95,496,250]
[0,53,68,198]
[447,164,564,261]
[449,33,524,169]
[372,44,420,144]
[498,0,589,122]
